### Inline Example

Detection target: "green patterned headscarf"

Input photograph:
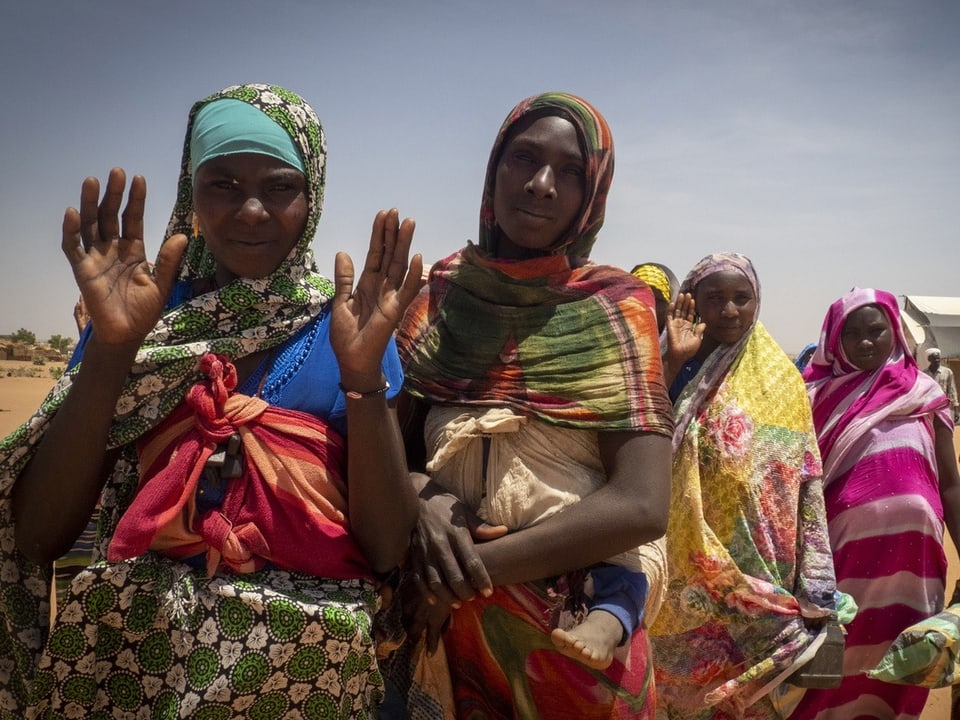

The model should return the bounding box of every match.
[0,86,333,709]
[172,83,328,288]
[18,84,333,451]
[478,91,614,259]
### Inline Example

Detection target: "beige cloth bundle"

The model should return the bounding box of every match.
[425,405,666,624]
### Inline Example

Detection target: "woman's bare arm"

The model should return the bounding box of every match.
[13,169,186,562]
[332,209,422,572]
[935,417,960,552]
[412,429,671,601]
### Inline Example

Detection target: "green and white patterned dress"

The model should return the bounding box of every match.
[0,84,387,719]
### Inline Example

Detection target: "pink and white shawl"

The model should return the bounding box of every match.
[803,287,951,484]
[793,288,952,719]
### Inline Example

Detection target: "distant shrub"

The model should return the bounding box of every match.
[6,367,41,378]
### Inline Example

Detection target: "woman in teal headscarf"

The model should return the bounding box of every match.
[1,83,421,717]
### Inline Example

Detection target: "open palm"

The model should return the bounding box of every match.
[665,292,705,367]
[61,168,186,347]
[330,208,422,386]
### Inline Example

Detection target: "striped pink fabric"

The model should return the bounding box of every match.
[793,288,952,719]
[803,288,950,482]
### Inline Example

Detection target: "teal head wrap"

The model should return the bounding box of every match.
[190,98,305,175]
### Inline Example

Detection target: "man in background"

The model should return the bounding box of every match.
[925,347,959,422]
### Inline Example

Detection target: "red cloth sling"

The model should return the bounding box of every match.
[108,353,371,580]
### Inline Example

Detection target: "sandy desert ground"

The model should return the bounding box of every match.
[0,359,957,717]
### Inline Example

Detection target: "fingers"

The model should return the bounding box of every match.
[367,209,420,290]
[407,541,433,602]
[77,176,102,252]
[62,207,84,264]
[384,216,414,286]
[363,209,392,275]
[400,586,428,642]
[434,532,484,603]
[466,520,506,597]
[97,167,127,244]
[153,234,188,299]
[409,540,461,610]
[414,519,473,604]
[425,606,451,654]
[470,521,509,542]
[383,215,423,315]
[421,542,466,605]
[71,169,143,256]
[668,293,698,325]
[399,573,451,655]
[332,251,356,304]
[121,175,147,244]
[460,554,494,598]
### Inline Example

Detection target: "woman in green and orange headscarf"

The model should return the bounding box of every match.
[389,92,673,718]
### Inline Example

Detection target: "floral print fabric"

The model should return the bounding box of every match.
[649,320,840,719]
[32,558,382,718]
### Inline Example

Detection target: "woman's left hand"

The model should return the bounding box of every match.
[331,208,422,389]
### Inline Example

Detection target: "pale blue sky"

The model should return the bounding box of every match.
[1,0,958,354]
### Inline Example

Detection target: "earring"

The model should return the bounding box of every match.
[192,214,201,238]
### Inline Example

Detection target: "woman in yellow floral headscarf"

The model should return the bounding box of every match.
[651,252,845,719]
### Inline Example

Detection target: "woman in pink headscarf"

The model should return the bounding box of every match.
[792,287,960,719]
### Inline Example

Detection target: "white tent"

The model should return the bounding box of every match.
[901,296,960,360]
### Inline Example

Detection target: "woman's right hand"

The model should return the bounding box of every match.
[664,292,705,373]
[408,481,507,606]
[403,487,508,652]
[62,167,186,348]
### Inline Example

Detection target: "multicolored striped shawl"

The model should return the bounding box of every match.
[399,92,671,435]
[398,244,672,433]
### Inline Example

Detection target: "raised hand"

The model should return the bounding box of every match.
[665,292,705,368]
[331,208,422,389]
[72,295,90,337]
[61,168,187,348]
